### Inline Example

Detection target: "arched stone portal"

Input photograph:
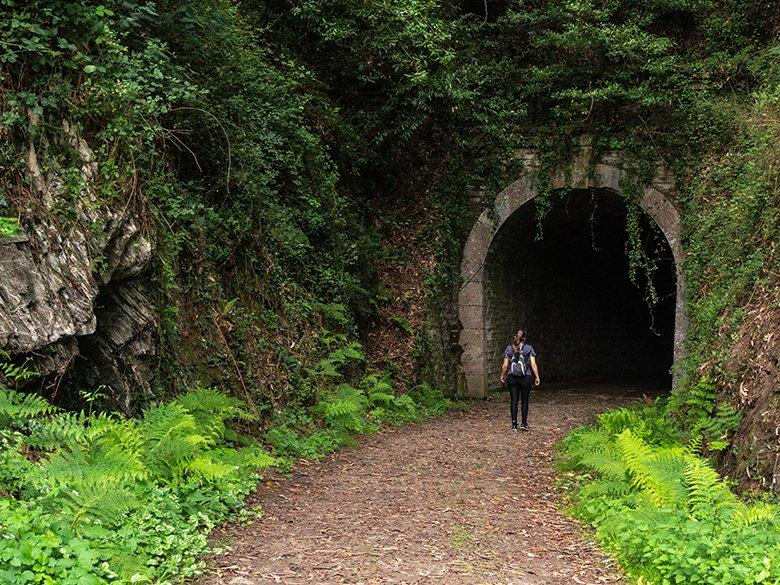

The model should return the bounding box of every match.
[458,150,686,397]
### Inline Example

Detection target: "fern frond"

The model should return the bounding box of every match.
[141,402,202,445]
[45,441,147,485]
[368,390,396,406]
[177,387,256,422]
[579,477,634,499]
[392,394,416,413]
[313,342,365,379]
[53,482,139,530]
[174,387,255,444]
[685,435,704,455]
[140,402,210,482]
[561,428,614,467]
[185,454,236,483]
[616,430,686,507]
[0,360,37,383]
[221,445,276,470]
[315,384,368,433]
[599,408,643,436]
[580,447,628,480]
[0,387,57,423]
[26,411,88,449]
[734,503,778,527]
[683,456,737,520]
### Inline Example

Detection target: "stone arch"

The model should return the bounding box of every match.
[457,150,686,397]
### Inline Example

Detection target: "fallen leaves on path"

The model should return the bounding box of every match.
[197,383,659,584]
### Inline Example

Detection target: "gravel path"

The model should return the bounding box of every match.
[197,383,660,584]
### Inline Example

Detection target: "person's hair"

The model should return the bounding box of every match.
[512,329,526,354]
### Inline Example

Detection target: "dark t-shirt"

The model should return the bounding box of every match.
[504,344,536,377]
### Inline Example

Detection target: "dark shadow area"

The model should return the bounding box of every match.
[484,188,676,389]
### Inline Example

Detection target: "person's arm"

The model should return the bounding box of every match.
[530,355,540,386]
[500,356,509,384]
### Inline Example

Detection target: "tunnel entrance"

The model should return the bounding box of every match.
[457,152,687,398]
[483,189,676,388]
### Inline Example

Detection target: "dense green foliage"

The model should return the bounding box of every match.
[560,404,780,584]
[676,83,780,385]
[1,1,779,580]
[2,0,777,400]
[0,351,453,583]
[0,381,273,584]
[258,330,455,466]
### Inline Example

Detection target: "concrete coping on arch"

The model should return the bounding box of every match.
[457,148,687,398]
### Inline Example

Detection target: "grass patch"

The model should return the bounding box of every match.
[450,525,472,550]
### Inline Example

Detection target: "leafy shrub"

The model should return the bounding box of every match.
[263,372,454,464]
[675,375,743,453]
[559,404,780,584]
[0,384,275,584]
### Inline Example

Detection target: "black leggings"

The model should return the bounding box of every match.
[507,375,532,425]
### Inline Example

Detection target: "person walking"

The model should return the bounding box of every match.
[499,329,541,430]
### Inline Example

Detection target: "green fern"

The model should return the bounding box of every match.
[599,408,643,436]
[683,456,737,520]
[363,373,402,409]
[368,390,396,405]
[0,387,58,425]
[685,375,717,418]
[314,384,368,433]
[55,482,139,530]
[734,503,777,527]
[0,360,37,384]
[185,454,236,483]
[32,437,147,530]
[616,430,687,507]
[313,342,365,379]
[315,302,350,325]
[219,444,276,471]
[44,441,147,486]
[562,428,614,468]
[392,394,416,412]
[561,402,780,584]
[580,447,628,480]
[174,387,256,442]
[683,375,742,451]
[686,434,704,455]
[26,411,88,449]
[579,477,635,499]
[140,402,210,482]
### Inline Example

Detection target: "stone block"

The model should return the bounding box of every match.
[495,177,535,222]
[460,347,483,370]
[460,264,484,286]
[458,281,483,307]
[461,221,493,279]
[459,328,484,354]
[459,304,484,330]
[463,369,487,398]
[594,163,624,192]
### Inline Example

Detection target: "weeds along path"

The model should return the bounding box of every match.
[198,384,647,584]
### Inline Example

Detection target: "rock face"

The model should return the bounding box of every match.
[0,125,157,414]
[721,285,780,495]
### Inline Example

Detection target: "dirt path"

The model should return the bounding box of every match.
[198,383,655,584]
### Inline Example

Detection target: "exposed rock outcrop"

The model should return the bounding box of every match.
[721,282,780,495]
[0,122,157,414]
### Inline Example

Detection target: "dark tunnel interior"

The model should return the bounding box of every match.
[484,188,677,388]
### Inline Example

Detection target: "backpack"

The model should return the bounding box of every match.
[509,344,527,376]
